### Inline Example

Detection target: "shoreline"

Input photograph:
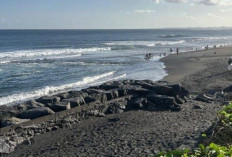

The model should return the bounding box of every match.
[1,46,232,156]
[160,46,232,93]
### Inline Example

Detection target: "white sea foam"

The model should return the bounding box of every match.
[0,47,111,59]
[104,40,185,47]
[45,54,82,59]
[0,71,116,106]
[0,61,11,64]
[147,40,186,47]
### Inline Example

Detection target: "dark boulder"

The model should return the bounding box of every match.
[99,82,122,90]
[62,97,85,108]
[132,98,148,109]
[1,117,30,127]
[68,91,88,98]
[48,102,71,112]
[19,107,55,119]
[117,88,127,97]
[56,92,70,100]
[152,84,189,102]
[105,90,119,101]
[195,94,215,103]
[0,106,19,127]
[224,85,232,93]
[106,102,127,114]
[127,87,151,96]
[36,96,60,105]
[146,95,180,111]
[16,100,45,112]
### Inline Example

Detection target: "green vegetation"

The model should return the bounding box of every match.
[155,103,232,157]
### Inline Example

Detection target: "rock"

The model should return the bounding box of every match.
[49,102,71,112]
[193,104,203,109]
[0,106,19,128]
[98,112,106,117]
[51,126,58,131]
[1,117,30,127]
[68,91,88,99]
[107,102,126,114]
[19,107,55,119]
[62,97,85,108]
[56,92,70,100]
[88,93,108,103]
[23,139,31,145]
[154,84,189,101]
[127,87,151,96]
[105,90,119,101]
[146,95,180,111]
[87,110,105,117]
[117,88,127,97]
[16,100,45,112]
[0,137,15,154]
[224,85,232,93]
[195,94,215,103]
[99,82,122,90]
[10,136,24,144]
[84,96,97,104]
[36,96,60,105]
[133,98,148,109]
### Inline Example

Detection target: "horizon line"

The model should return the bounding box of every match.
[0,26,232,31]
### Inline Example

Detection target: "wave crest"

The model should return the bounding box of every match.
[0,47,111,59]
[0,71,116,106]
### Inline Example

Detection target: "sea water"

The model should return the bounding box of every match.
[0,29,232,106]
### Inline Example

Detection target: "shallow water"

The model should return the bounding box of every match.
[0,29,232,106]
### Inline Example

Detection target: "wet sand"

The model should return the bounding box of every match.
[161,46,232,94]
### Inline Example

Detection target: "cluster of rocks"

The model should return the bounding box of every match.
[0,80,190,154]
[1,80,190,128]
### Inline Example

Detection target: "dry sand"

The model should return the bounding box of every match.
[6,46,232,157]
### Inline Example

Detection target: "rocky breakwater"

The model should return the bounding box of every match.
[0,80,190,154]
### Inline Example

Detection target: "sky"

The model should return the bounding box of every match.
[0,0,232,29]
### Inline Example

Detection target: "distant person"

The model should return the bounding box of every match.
[176,48,179,56]
[170,48,173,54]
[228,58,232,70]
[228,58,232,65]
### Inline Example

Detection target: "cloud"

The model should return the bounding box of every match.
[154,0,232,5]
[194,0,232,6]
[207,13,225,19]
[220,8,232,12]
[134,10,156,13]
[164,0,187,3]
[154,0,187,3]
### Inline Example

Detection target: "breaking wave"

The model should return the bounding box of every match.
[104,40,185,47]
[147,40,186,47]
[0,71,118,106]
[0,47,111,59]
[160,34,185,38]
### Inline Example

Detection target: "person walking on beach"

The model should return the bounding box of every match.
[176,48,179,56]
[170,48,173,54]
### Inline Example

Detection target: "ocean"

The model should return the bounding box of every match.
[0,29,232,106]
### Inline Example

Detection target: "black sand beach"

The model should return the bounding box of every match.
[2,46,232,157]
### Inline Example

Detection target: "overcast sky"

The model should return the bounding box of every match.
[0,0,232,29]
